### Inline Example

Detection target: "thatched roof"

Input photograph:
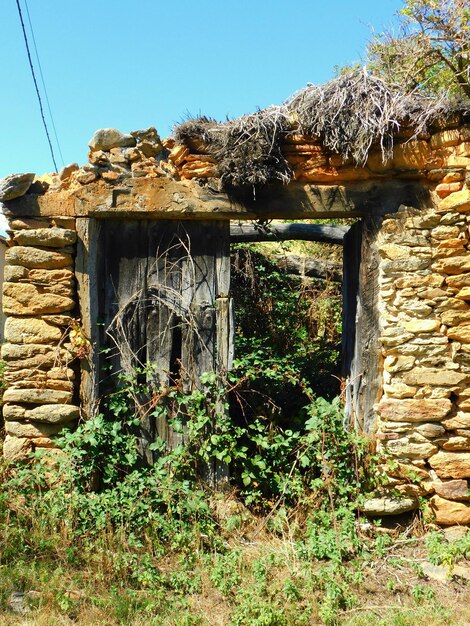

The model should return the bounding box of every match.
[174,69,469,188]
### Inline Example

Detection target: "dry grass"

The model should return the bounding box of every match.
[174,68,469,188]
[0,529,469,626]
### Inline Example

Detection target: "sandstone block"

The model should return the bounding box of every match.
[5,421,64,438]
[395,274,444,289]
[429,451,470,478]
[3,436,33,462]
[435,297,469,313]
[3,388,73,404]
[432,225,462,240]
[4,266,28,282]
[402,368,468,387]
[442,436,470,451]
[395,483,433,497]
[4,367,74,387]
[14,228,76,248]
[6,247,72,270]
[456,287,470,301]
[397,300,433,317]
[393,140,431,170]
[381,329,415,348]
[387,462,432,481]
[403,212,440,229]
[380,244,416,260]
[377,398,451,422]
[0,173,35,202]
[437,189,470,213]
[430,130,461,149]
[403,319,440,333]
[30,437,56,448]
[40,314,73,327]
[383,382,417,398]
[384,437,438,459]
[1,343,72,370]
[3,403,78,424]
[7,379,73,392]
[442,413,470,430]
[361,496,419,516]
[435,238,466,251]
[2,405,26,421]
[433,479,470,501]
[384,355,415,373]
[379,421,412,433]
[445,156,470,168]
[447,325,470,343]
[3,282,74,315]
[458,398,470,411]
[9,218,50,230]
[434,256,470,274]
[59,163,79,180]
[440,309,470,325]
[429,495,470,525]
[28,268,74,284]
[416,423,446,438]
[382,258,431,273]
[436,183,463,198]
[77,170,99,185]
[4,318,62,344]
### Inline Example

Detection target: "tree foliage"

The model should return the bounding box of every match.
[368,0,470,98]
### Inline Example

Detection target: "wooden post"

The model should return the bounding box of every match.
[343,216,382,434]
[75,217,102,419]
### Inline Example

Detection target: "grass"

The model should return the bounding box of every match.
[0,502,469,626]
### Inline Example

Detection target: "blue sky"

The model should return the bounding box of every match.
[0,0,402,179]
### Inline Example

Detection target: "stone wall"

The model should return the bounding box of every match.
[1,217,80,462]
[376,192,470,525]
[0,115,469,524]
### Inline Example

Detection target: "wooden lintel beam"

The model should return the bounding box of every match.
[230,222,348,245]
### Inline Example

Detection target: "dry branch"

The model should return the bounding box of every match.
[174,68,468,189]
[273,255,342,282]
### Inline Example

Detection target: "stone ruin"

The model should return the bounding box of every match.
[0,77,469,525]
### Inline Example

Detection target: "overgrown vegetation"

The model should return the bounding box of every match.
[0,244,469,625]
[368,0,470,99]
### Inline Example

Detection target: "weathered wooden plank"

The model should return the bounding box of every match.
[342,222,362,428]
[147,222,184,389]
[93,219,232,470]
[230,222,348,244]
[216,297,234,372]
[75,217,102,418]
[343,217,382,434]
[2,178,432,220]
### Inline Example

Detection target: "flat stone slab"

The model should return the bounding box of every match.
[0,173,35,202]
[361,496,419,516]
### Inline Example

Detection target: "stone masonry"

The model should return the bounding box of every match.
[0,112,469,524]
[376,196,470,525]
[0,216,79,461]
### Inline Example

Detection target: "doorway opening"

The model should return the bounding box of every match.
[228,218,352,441]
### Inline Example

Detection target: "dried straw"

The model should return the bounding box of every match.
[174,68,468,188]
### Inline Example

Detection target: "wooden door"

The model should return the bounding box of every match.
[96,219,232,462]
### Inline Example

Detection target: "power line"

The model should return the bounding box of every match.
[23,0,64,167]
[15,0,58,172]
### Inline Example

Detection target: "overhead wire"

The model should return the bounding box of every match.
[23,0,64,167]
[15,0,59,172]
